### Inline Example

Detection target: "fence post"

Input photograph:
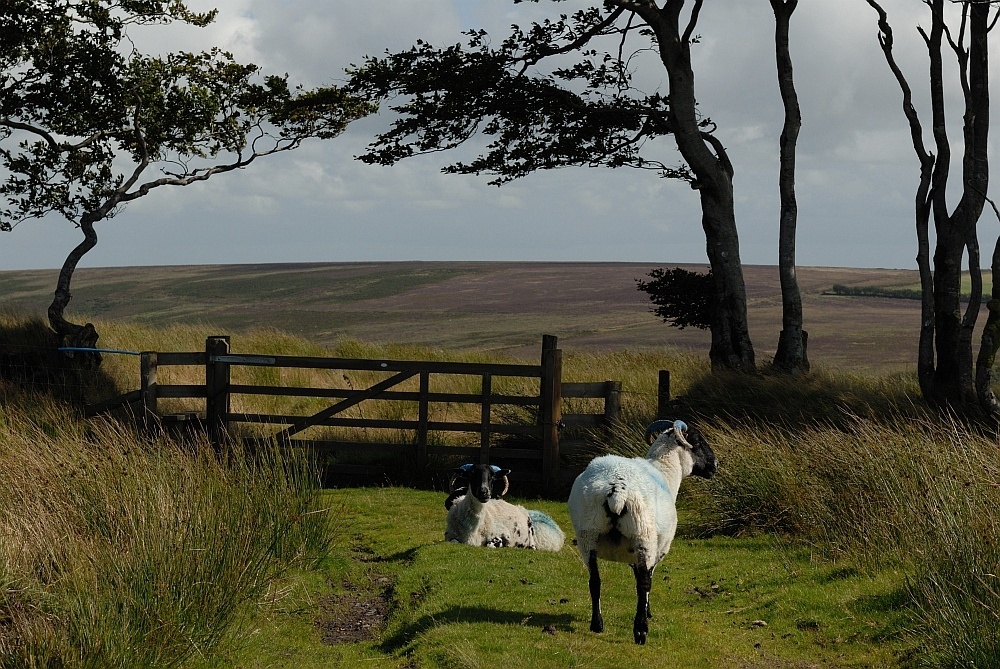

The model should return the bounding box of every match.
[539,335,562,490]
[205,336,231,448]
[480,373,492,464]
[603,380,622,426]
[140,351,158,434]
[417,371,429,470]
[657,370,671,419]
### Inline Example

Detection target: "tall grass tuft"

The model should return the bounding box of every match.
[687,413,1000,666]
[0,389,333,668]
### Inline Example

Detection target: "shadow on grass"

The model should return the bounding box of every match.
[677,367,925,429]
[0,315,121,409]
[378,605,577,653]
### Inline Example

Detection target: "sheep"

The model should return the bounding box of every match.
[568,420,718,644]
[444,464,565,552]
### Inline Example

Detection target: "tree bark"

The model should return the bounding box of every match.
[928,0,989,408]
[867,0,990,410]
[48,213,102,367]
[649,0,755,371]
[770,0,807,373]
[976,236,1000,418]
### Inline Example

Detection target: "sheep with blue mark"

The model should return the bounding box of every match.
[444,463,565,551]
[568,420,718,644]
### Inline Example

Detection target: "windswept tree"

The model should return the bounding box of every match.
[769,0,808,373]
[0,1,373,362]
[865,0,995,412]
[350,0,756,372]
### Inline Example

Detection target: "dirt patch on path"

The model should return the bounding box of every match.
[315,536,399,645]
[316,575,395,645]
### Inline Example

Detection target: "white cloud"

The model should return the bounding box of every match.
[9,0,1000,273]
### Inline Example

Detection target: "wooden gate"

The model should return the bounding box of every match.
[93,335,621,490]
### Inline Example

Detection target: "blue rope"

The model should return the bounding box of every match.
[58,347,142,356]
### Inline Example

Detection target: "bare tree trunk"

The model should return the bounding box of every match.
[916,171,935,400]
[867,0,990,410]
[649,0,755,371]
[701,186,754,370]
[770,0,807,373]
[931,0,989,408]
[976,236,1000,418]
[48,213,102,367]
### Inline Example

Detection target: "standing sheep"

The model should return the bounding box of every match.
[568,420,717,644]
[445,464,564,551]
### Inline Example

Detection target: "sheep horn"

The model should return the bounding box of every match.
[499,474,510,498]
[644,419,675,445]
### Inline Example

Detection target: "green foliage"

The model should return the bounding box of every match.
[688,414,1000,667]
[636,266,715,330]
[827,284,923,300]
[0,1,374,230]
[348,5,701,184]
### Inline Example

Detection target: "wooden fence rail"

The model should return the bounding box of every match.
[93,334,624,490]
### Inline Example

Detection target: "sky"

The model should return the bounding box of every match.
[0,0,987,272]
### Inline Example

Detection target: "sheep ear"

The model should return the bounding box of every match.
[673,422,693,449]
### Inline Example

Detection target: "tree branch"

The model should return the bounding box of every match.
[0,119,61,151]
[864,0,934,164]
[700,131,733,177]
[683,0,705,47]
[517,6,627,75]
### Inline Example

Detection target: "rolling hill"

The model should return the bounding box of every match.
[0,262,925,372]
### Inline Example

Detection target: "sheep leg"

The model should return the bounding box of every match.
[587,550,604,633]
[646,565,655,619]
[631,561,653,645]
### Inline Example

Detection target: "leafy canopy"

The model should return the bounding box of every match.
[0,0,375,230]
[349,2,714,185]
[636,266,714,330]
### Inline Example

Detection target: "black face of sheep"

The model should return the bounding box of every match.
[685,427,718,479]
[450,464,510,504]
[645,419,718,479]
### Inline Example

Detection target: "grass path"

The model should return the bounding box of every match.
[194,488,912,668]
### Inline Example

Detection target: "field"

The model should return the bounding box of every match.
[4,263,998,667]
[0,261,927,371]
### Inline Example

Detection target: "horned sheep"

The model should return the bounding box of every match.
[444,464,565,552]
[568,420,718,644]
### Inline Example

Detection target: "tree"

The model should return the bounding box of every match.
[865,0,993,411]
[769,0,808,373]
[349,0,756,372]
[636,266,714,330]
[0,1,373,363]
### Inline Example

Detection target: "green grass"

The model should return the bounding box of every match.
[0,387,334,668]
[190,488,910,668]
[4,313,1000,666]
[828,272,995,301]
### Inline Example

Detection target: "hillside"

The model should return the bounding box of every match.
[0,262,923,371]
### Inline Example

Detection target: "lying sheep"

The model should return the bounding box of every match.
[445,464,564,551]
[568,420,718,644]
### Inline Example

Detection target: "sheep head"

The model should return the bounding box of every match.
[644,419,718,479]
[450,464,510,503]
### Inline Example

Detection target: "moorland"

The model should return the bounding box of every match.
[0,261,930,371]
[2,262,997,668]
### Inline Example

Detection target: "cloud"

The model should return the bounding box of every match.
[9,0,1000,273]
